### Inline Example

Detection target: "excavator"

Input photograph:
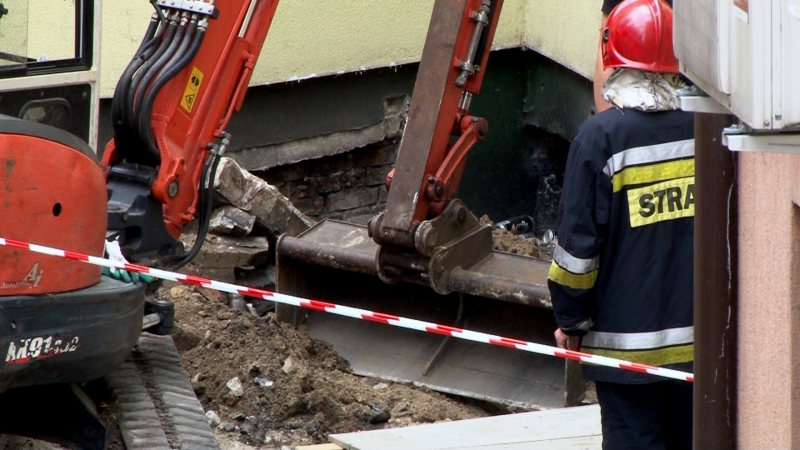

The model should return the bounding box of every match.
[0,0,279,446]
[275,0,581,409]
[0,0,574,444]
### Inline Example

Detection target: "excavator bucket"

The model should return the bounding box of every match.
[276,0,584,409]
[276,221,585,409]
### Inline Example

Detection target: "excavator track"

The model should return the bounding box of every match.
[106,333,220,450]
[0,333,219,450]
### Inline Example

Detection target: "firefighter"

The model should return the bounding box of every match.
[593,0,674,112]
[549,1,694,448]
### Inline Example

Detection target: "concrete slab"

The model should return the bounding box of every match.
[330,405,602,450]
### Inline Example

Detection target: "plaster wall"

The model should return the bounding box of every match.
[523,0,599,79]
[0,0,78,65]
[28,0,75,62]
[95,0,598,98]
[737,152,800,448]
[0,0,28,65]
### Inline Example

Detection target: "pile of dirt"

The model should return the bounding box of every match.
[480,215,555,260]
[163,285,490,448]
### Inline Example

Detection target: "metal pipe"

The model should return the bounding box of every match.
[693,112,738,450]
[455,1,491,87]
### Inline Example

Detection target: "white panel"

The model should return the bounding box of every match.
[729,0,772,129]
[331,406,602,450]
[675,0,730,95]
[780,0,800,128]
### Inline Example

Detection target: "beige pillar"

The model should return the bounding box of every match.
[737,152,800,448]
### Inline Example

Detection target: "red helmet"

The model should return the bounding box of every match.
[602,0,679,73]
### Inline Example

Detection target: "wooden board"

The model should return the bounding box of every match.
[330,405,602,450]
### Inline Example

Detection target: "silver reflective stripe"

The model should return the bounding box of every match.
[602,139,695,178]
[553,245,599,274]
[582,326,694,350]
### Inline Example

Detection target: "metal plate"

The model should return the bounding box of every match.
[277,220,583,408]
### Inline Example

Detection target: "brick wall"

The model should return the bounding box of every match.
[254,140,398,225]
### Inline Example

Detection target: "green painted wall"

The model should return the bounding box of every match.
[459,49,574,232]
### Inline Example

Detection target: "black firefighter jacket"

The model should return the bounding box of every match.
[548,107,695,384]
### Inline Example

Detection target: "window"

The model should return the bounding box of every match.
[0,0,92,77]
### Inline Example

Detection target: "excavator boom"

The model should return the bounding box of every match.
[102,0,279,263]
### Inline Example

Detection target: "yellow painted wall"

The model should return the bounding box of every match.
[28,0,76,62]
[1,0,80,66]
[524,0,601,79]
[96,0,594,98]
[0,0,28,66]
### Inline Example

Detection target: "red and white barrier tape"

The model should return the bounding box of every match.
[0,237,694,383]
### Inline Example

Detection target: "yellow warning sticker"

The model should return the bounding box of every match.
[180,67,204,113]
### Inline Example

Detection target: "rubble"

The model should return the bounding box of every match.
[165,285,494,448]
[206,410,222,428]
[180,234,270,269]
[171,157,319,291]
[213,157,314,238]
[226,377,245,398]
[480,215,556,260]
[209,206,256,237]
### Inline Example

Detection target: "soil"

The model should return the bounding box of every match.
[480,215,555,260]
[164,285,492,449]
[157,216,563,449]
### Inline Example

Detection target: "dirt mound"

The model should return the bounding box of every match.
[480,215,555,260]
[163,285,489,448]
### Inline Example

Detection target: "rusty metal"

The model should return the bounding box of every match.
[423,294,465,376]
[414,199,484,255]
[272,0,580,408]
[279,219,552,308]
[276,221,378,276]
[275,219,580,405]
[276,247,581,409]
[380,0,468,244]
[380,0,504,246]
[694,113,737,450]
[449,253,551,308]
[428,224,493,294]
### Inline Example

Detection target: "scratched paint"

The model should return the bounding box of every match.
[5,159,15,178]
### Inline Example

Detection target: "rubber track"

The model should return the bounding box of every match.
[106,333,220,450]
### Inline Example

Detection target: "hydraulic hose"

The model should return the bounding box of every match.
[112,10,163,153]
[132,14,190,141]
[167,150,219,270]
[126,13,179,132]
[139,23,206,159]
[116,4,168,106]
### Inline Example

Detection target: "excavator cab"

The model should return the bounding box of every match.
[276,0,584,409]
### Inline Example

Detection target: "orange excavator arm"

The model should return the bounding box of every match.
[101,0,279,266]
[368,0,504,284]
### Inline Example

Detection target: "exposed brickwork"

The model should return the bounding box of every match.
[256,139,398,225]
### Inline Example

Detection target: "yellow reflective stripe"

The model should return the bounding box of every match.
[611,158,695,193]
[582,343,694,366]
[627,176,695,228]
[548,261,598,290]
